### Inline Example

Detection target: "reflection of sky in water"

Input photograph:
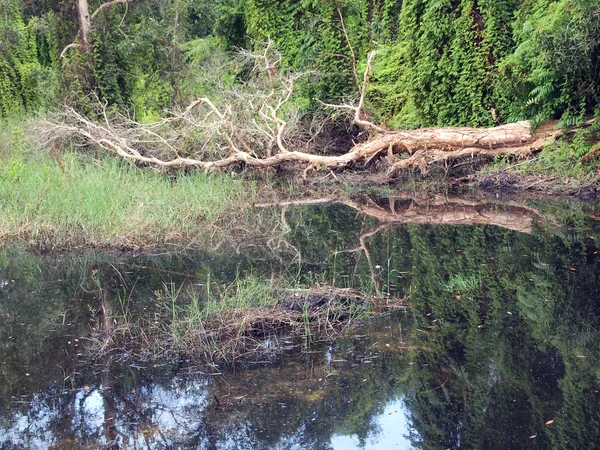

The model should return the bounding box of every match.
[0,379,211,449]
[79,389,104,434]
[0,384,413,449]
[2,393,54,448]
[330,399,413,450]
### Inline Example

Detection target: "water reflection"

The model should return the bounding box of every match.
[1,195,600,448]
[330,400,412,449]
[0,316,410,449]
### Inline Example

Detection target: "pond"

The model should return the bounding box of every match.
[1,195,600,449]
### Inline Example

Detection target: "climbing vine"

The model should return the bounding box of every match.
[0,1,54,118]
[496,0,600,125]
[1,0,598,127]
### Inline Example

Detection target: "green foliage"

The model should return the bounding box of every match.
[443,273,482,295]
[242,0,365,99]
[0,150,254,248]
[2,0,599,131]
[0,1,57,118]
[532,131,599,180]
[179,37,233,104]
[368,0,520,128]
[497,0,600,124]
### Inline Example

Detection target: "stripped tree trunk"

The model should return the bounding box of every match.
[48,47,574,174]
[62,0,137,57]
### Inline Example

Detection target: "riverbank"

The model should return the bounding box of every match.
[1,118,599,251]
[0,151,256,250]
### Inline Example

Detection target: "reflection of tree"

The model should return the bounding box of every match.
[259,194,565,296]
[401,224,600,449]
[2,197,600,448]
[1,319,409,448]
[258,194,554,234]
[335,222,388,294]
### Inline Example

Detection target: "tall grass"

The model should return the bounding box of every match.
[84,273,391,365]
[0,150,254,248]
[162,276,282,361]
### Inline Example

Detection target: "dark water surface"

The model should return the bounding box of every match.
[1,196,600,449]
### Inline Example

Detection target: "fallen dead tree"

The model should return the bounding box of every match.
[43,46,568,176]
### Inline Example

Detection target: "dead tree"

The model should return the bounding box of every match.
[61,0,137,57]
[47,45,570,175]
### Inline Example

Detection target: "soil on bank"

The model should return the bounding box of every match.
[287,165,599,200]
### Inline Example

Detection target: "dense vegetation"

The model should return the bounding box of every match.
[0,150,253,248]
[1,0,599,127]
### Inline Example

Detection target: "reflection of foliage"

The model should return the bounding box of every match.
[442,273,482,295]
[2,198,600,448]
[402,222,600,449]
[0,247,254,407]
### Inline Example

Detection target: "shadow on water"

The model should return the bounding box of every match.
[1,194,600,448]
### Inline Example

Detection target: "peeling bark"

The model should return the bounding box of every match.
[51,106,559,175]
[77,0,92,47]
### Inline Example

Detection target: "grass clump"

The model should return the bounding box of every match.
[487,126,600,183]
[86,276,392,366]
[0,150,254,249]
[161,279,376,363]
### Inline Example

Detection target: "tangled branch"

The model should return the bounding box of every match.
[46,45,565,176]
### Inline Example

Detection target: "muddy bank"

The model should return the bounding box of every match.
[288,166,599,200]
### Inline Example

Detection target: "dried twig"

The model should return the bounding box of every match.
[46,45,562,175]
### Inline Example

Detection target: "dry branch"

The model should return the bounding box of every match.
[90,0,136,20]
[48,47,565,175]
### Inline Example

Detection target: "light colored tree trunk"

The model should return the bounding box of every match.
[77,0,92,47]
[62,0,136,57]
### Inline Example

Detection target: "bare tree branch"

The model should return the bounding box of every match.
[316,51,385,134]
[60,42,82,59]
[46,44,568,176]
[91,0,136,21]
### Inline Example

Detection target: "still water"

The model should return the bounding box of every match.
[1,195,600,449]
